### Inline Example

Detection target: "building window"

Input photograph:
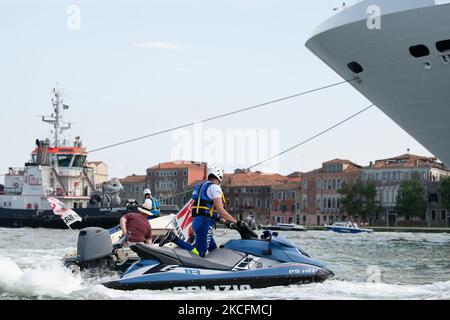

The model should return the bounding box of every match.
[429,193,438,203]
[266,198,270,208]
[431,210,436,220]
[317,179,321,190]
[441,210,447,221]
[257,198,261,208]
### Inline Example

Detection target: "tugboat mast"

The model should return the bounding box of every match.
[41,87,72,147]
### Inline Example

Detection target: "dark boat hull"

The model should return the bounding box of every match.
[0,207,133,229]
[104,270,333,291]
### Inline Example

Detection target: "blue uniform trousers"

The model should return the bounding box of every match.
[174,216,217,257]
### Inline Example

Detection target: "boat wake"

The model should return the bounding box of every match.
[1,256,449,300]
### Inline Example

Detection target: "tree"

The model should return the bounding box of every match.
[339,182,362,218]
[439,177,450,211]
[338,181,378,222]
[395,179,427,220]
[361,182,378,224]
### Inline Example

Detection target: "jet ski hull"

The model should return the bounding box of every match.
[103,263,333,291]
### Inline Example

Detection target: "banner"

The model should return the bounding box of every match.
[47,197,82,227]
[172,199,194,241]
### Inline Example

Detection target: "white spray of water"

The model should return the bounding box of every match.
[0,256,84,299]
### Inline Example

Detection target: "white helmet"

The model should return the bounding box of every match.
[207,166,224,182]
[143,188,151,196]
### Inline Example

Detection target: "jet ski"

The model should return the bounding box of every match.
[103,223,334,291]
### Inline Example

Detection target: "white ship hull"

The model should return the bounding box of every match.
[306,0,450,165]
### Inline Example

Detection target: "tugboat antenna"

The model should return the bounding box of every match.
[41,87,73,147]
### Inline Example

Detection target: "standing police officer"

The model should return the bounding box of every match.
[159,166,238,256]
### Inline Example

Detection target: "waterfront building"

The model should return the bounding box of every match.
[86,161,109,189]
[361,154,450,227]
[270,182,302,225]
[147,160,207,210]
[300,159,362,226]
[222,169,300,225]
[119,174,148,204]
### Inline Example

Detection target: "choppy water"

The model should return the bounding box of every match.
[1,227,449,300]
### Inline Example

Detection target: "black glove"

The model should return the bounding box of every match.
[224,220,234,229]
[237,220,245,228]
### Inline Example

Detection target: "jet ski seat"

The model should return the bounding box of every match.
[131,243,246,271]
[174,247,246,271]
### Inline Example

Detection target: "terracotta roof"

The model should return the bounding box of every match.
[120,175,147,183]
[148,160,207,170]
[223,171,289,187]
[323,159,361,167]
[368,154,447,170]
[287,171,302,178]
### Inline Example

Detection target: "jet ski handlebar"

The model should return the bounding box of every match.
[230,221,258,240]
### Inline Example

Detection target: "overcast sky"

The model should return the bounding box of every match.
[0,0,434,182]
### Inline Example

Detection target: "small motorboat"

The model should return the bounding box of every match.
[103,223,333,291]
[325,222,373,234]
[258,223,307,232]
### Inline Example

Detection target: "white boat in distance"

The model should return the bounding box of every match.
[259,223,307,232]
[306,0,450,166]
[325,222,374,234]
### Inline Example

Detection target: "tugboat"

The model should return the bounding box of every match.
[0,88,134,229]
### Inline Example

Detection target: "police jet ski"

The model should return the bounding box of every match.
[103,223,334,291]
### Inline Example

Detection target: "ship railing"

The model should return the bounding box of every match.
[6,168,25,176]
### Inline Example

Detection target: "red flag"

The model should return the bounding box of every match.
[172,199,194,241]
